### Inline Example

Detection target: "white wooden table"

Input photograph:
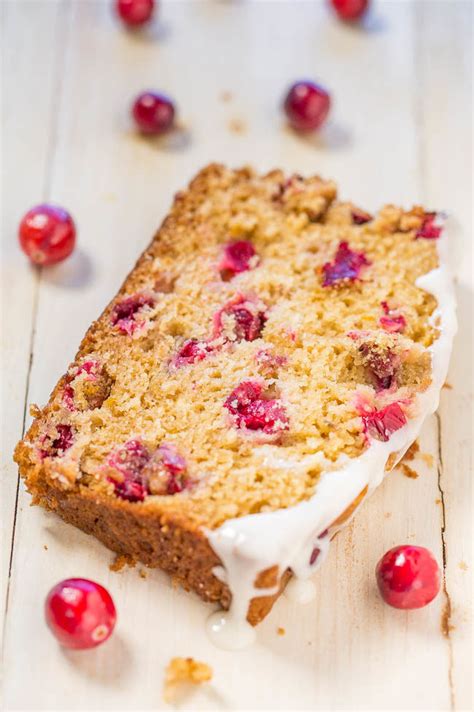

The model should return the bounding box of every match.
[1,1,472,709]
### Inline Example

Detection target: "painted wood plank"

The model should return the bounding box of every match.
[417,2,473,709]
[0,0,66,640]
[2,1,470,709]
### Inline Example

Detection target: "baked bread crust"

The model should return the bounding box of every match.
[14,163,443,625]
[18,470,288,624]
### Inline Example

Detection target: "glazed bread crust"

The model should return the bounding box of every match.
[23,474,287,625]
[15,163,440,624]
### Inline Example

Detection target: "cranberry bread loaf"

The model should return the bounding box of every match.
[14,164,455,630]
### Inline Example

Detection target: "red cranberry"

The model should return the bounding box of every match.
[45,578,116,649]
[52,424,74,452]
[330,0,369,22]
[40,424,74,459]
[380,301,406,334]
[322,241,370,287]
[224,381,289,435]
[218,240,258,279]
[108,440,190,499]
[213,295,267,343]
[117,479,148,502]
[63,385,76,411]
[283,81,331,132]
[173,338,213,368]
[19,204,76,266]
[63,360,111,411]
[376,545,440,609]
[142,443,190,495]
[116,0,155,26]
[111,293,155,336]
[415,212,442,239]
[255,349,287,375]
[166,474,185,495]
[159,443,186,475]
[110,440,151,476]
[351,208,373,225]
[64,361,100,405]
[132,91,175,135]
[359,342,399,391]
[361,402,407,442]
[107,439,151,502]
[225,380,263,413]
[233,309,259,340]
[242,399,287,432]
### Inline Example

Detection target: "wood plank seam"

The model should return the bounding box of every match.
[435,411,456,712]
[4,276,40,587]
[415,6,456,708]
[43,0,73,201]
[2,0,73,630]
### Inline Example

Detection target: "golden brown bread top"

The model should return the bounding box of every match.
[15,164,439,530]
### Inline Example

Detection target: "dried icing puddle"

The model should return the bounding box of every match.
[206,612,256,650]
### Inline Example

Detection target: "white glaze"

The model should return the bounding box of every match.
[206,611,257,650]
[206,225,457,650]
[284,578,317,605]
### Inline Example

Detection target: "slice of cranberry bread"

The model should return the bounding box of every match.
[14,164,455,628]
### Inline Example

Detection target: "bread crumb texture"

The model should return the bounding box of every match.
[15,164,440,533]
[163,657,212,703]
[109,553,135,572]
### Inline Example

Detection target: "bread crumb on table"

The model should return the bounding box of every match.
[420,452,434,467]
[400,463,419,479]
[109,553,136,572]
[277,626,286,636]
[402,440,419,462]
[441,602,455,638]
[227,118,246,134]
[163,657,213,703]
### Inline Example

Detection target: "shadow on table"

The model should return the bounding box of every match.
[165,683,230,711]
[62,633,132,685]
[283,121,352,152]
[40,248,94,290]
[122,18,171,44]
[123,124,193,153]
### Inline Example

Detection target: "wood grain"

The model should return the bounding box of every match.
[417,3,473,707]
[1,0,66,645]
[1,1,471,709]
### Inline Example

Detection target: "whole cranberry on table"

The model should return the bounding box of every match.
[330,0,369,21]
[283,81,331,132]
[45,578,117,649]
[19,204,76,266]
[376,545,441,609]
[116,0,155,26]
[132,91,175,135]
